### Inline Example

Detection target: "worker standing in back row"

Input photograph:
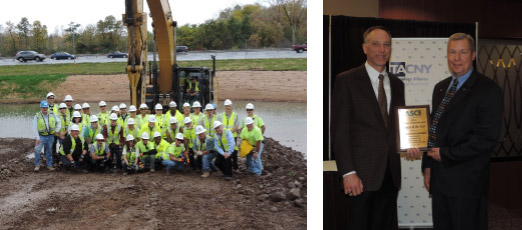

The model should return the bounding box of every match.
[217,99,239,171]
[33,100,61,172]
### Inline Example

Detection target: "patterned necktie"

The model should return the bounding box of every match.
[428,78,459,147]
[378,74,388,127]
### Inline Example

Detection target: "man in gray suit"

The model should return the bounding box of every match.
[331,26,405,229]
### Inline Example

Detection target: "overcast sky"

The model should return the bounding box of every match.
[0,0,267,33]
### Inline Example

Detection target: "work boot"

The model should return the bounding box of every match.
[34,166,40,172]
[201,171,210,178]
[47,166,56,171]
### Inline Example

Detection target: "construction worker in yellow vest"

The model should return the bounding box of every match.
[59,124,88,171]
[240,117,264,176]
[183,117,197,170]
[186,76,200,103]
[64,95,74,118]
[104,113,124,171]
[118,103,130,128]
[98,101,109,127]
[136,132,156,172]
[165,101,184,124]
[213,121,235,180]
[137,103,150,130]
[33,100,61,172]
[199,104,217,138]
[81,103,92,128]
[191,101,205,126]
[47,92,60,158]
[140,115,161,142]
[69,111,84,136]
[124,118,141,143]
[162,133,186,173]
[195,125,217,178]
[89,133,111,172]
[128,105,139,129]
[166,117,183,143]
[57,103,70,141]
[241,103,266,134]
[217,99,240,171]
[84,115,104,144]
[182,102,191,125]
[122,134,140,175]
[153,131,171,168]
[153,104,168,139]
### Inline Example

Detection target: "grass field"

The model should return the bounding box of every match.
[0,58,306,100]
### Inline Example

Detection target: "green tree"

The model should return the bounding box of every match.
[17,17,31,49]
[32,20,48,53]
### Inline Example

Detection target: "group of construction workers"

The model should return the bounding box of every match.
[33,92,267,180]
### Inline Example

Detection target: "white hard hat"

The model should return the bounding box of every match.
[148,116,156,123]
[224,99,232,106]
[90,115,98,122]
[183,117,192,124]
[112,105,120,112]
[64,95,73,101]
[195,125,206,135]
[96,133,104,140]
[119,103,127,109]
[205,104,214,111]
[127,118,135,125]
[183,102,191,108]
[82,103,90,109]
[153,131,162,138]
[46,92,55,98]
[169,117,178,124]
[169,101,177,107]
[110,113,118,120]
[74,104,82,110]
[126,134,134,142]
[141,132,150,140]
[175,133,184,140]
[245,103,255,110]
[99,101,107,107]
[59,103,67,109]
[155,104,163,110]
[70,124,80,131]
[128,105,137,112]
[192,101,202,108]
[72,111,82,118]
[139,103,148,109]
[244,117,254,125]
[213,121,223,129]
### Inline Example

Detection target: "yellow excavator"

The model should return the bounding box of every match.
[123,0,215,110]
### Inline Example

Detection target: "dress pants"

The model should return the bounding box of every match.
[432,187,488,230]
[345,160,398,230]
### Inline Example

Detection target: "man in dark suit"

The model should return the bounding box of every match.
[410,33,503,230]
[331,26,405,229]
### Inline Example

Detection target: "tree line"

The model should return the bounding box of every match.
[0,1,306,57]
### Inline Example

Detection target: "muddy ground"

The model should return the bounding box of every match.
[0,138,306,230]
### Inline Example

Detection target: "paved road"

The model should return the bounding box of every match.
[0,49,306,66]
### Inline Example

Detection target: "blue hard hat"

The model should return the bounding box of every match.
[211,103,217,109]
[40,100,49,108]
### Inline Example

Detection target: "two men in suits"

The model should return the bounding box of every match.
[331,26,405,229]
[408,33,503,229]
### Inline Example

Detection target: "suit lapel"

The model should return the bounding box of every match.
[356,65,387,128]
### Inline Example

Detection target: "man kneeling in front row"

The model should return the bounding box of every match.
[90,134,111,172]
[59,124,89,171]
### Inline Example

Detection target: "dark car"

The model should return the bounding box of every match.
[291,43,307,53]
[50,52,76,60]
[176,46,189,53]
[15,51,46,62]
[107,51,128,58]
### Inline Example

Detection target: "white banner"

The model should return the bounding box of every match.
[390,38,450,228]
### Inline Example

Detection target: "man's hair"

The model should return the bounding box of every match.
[363,26,392,43]
[448,33,475,52]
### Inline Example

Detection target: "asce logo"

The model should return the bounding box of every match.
[389,62,432,77]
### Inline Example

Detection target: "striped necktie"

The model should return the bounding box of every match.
[378,74,388,127]
[428,78,459,147]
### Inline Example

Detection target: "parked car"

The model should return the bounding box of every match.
[50,52,76,60]
[15,51,46,62]
[291,43,307,53]
[176,46,189,53]
[107,51,128,58]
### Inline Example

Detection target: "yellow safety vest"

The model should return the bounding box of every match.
[59,114,70,133]
[203,116,217,138]
[124,145,137,165]
[107,124,121,145]
[59,135,84,156]
[93,142,108,156]
[87,125,103,144]
[36,112,56,136]
[221,112,237,137]
[183,127,196,149]
[164,143,184,160]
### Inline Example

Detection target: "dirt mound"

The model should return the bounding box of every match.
[0,137,306,229]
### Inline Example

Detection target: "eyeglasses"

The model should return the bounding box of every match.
[48,97,55,100]
[41,107,48,109]
[96,140,103,142]
[246,109,253,111]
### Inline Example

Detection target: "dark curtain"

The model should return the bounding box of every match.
[324,16,476,161]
